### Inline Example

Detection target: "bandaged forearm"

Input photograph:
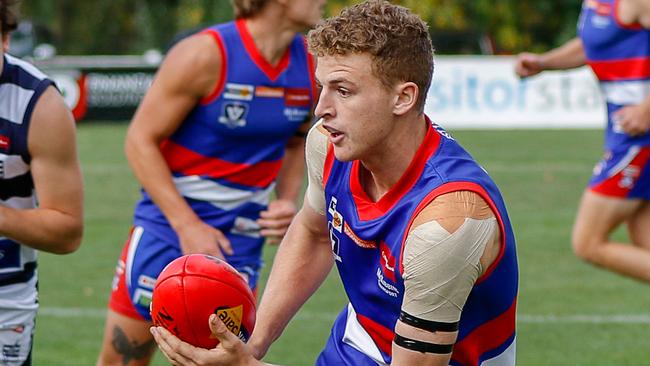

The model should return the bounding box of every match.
[401,217,498,323]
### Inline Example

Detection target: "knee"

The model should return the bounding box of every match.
[571,231,601,264]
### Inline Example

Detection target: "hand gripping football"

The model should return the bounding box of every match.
[150,254,256,348]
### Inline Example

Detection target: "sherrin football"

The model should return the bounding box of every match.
[150,254,256,348]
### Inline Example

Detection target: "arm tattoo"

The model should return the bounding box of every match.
[111,325,155,365]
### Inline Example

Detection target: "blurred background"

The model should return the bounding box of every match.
[13,0,581,57]
[9,1,650,366]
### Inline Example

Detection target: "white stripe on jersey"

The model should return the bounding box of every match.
[125,226,145,290]
[0,275,37,311]
[601,79,650,106]
[173,175,274,210]
[5,54,48,81]
[0,84,35,125]
[0,153,30,179]
[0,197,36,210]
[481,337,516,366]
[342,303,389,366]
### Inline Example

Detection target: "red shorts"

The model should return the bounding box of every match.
[589,145,650,199]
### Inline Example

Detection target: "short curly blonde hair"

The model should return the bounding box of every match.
[230,0,268,19]
[308,0,434,113]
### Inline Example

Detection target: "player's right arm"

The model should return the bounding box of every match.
[515,37,586,78]
[124,33,232,258]
[248,121,332,359]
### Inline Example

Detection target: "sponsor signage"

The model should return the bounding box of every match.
[35,55,606,128]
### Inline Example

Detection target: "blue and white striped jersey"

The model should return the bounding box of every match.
[0,53,54,310]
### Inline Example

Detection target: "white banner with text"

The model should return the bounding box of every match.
[425,56,605,129]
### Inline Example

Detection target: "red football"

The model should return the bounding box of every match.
[150,254,256,349]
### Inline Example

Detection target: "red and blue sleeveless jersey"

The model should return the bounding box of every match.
[133,19,316,259]
[578,0,650,150]
[323,120,518,366]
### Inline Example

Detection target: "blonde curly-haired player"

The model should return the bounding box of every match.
[152,1,519,365]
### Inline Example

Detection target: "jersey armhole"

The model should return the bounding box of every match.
[199,29,228,105]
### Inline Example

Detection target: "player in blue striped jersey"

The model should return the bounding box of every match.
[515,0,650,283]
[152,2,518,365]
[0,1,84,364]
[96,0,326,365]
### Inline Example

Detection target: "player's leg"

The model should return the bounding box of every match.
[627,200,650,249]
[96,227,181,366]
[96,310,155,366]
[571,191,650,281]
[572,146,650,281]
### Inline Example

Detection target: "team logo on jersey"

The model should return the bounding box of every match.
[0,135,10,151]
[255,86,285,98]
[137,275,157,290]
[377,241,399,297]
[219,102,249,128]
[379,241,397,282]
[328,197,343,232]
[285,88,311,107]
[224,83,254,101]
[328,196,343,262]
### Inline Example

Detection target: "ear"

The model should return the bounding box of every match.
[1,35,8,52]
[393,82,419,116]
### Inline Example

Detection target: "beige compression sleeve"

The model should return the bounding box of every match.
[401,191,501,323]
[304,120,328,215]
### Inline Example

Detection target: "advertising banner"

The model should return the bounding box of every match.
[36,55,607,128]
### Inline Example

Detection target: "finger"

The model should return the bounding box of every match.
[257,217,293,229]
[260,227,288,237]
[209,314,242,348]
[151,327,197,366]
[259,206,296,219]
[215,231,234,255]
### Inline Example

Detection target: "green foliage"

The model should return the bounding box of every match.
[17,1,581,56]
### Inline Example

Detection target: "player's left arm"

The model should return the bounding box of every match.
[390,191,501,366]
[0,85,83,254]
[258,121,310,243]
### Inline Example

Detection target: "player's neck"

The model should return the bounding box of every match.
[243,15,298,67]
[358,114,428,202]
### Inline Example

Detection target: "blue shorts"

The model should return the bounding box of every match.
[315,307,387,366]
[589,145,650,199]
[108,226,261,321]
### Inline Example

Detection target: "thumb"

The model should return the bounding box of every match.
[215,230,233,256]
[209,314,240,347]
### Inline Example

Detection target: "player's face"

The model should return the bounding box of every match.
[285,0,326,29]
[314,53,398,162]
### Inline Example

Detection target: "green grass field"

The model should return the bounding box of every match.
[32,122,650,365]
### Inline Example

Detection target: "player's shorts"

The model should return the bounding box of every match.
[108,226,261,321]
[315,306,387,366]
[0,308,35,365]
[588,145,650,199]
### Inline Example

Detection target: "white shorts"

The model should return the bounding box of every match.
[0,308,35,365]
